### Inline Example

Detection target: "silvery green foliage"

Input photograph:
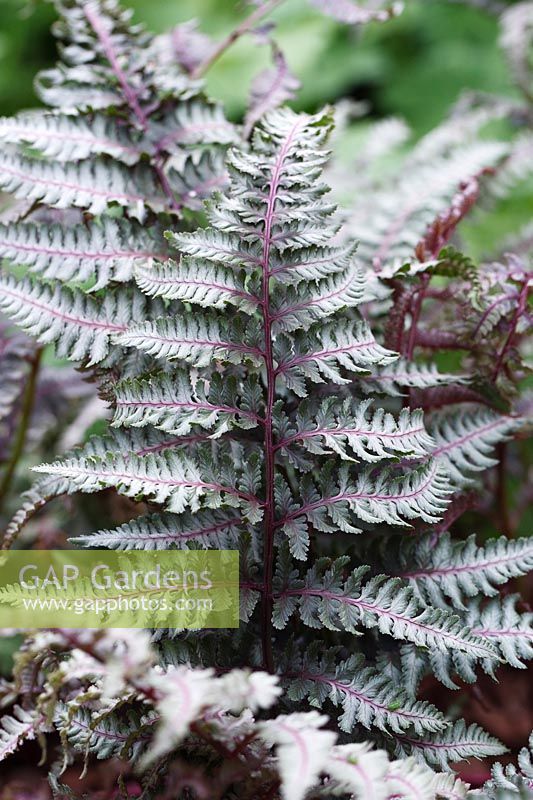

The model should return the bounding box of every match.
[426,405,524,488]
[0,0,237,357]
[396,532,533,609]
[0,219,161,291]
[272,556,497,661]
[384,720,508,771]
[2,97,526,778]
[465,594,533,669]
[0,274,159,367]
[0,706,42,762]
[481,732,533,798]
[20,628,479,800]
[344,134,508,274]
[0,0,531,795]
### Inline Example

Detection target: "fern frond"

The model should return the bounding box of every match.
[0,112,141,164]
[270,242,360,285]
[57,705,154,762]
[33,446,263,519]
[0,272,152,366]
[112,370,262,437]
[35,63,123,113]
[71,509,245,551]
[484,731,533,797]
[347,140,507,271]
[273,557,497,662]
[0,220,163,290]
[285,647,447,735]
[391,720,507,770]
[36,0,151,115]
[151,100,238,152]
[0,152,165,220]
[427,406,522,487]
[168,150,229,211]
[270,262,366,334]
[276,319,396,397]
[275,462,451,559]
[0,706,40,763]
[116,314,264,368]
[467,595,533,670]
[166,229,262,270]
[274,399,433,462]
[134,258,260,314]
[400,532,533,609]
[4,428,196,548]
[362,360,471,397]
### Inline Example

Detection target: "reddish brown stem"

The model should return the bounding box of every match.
[191,0,285,79]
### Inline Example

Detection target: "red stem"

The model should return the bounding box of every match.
[405,274,430,361]
[260,121,303,673]
[191,0,285,80]
[492,277,531,381]
[83,4,181,211]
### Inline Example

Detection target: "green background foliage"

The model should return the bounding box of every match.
[0,0,520,130]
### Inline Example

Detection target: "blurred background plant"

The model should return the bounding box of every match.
[0,2,530,791]
[0,0,523,128]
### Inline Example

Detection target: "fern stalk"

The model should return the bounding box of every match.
[260,118,306,672]
[83,2,181,210]
[492,274,531,380]
[191,0,286,79]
